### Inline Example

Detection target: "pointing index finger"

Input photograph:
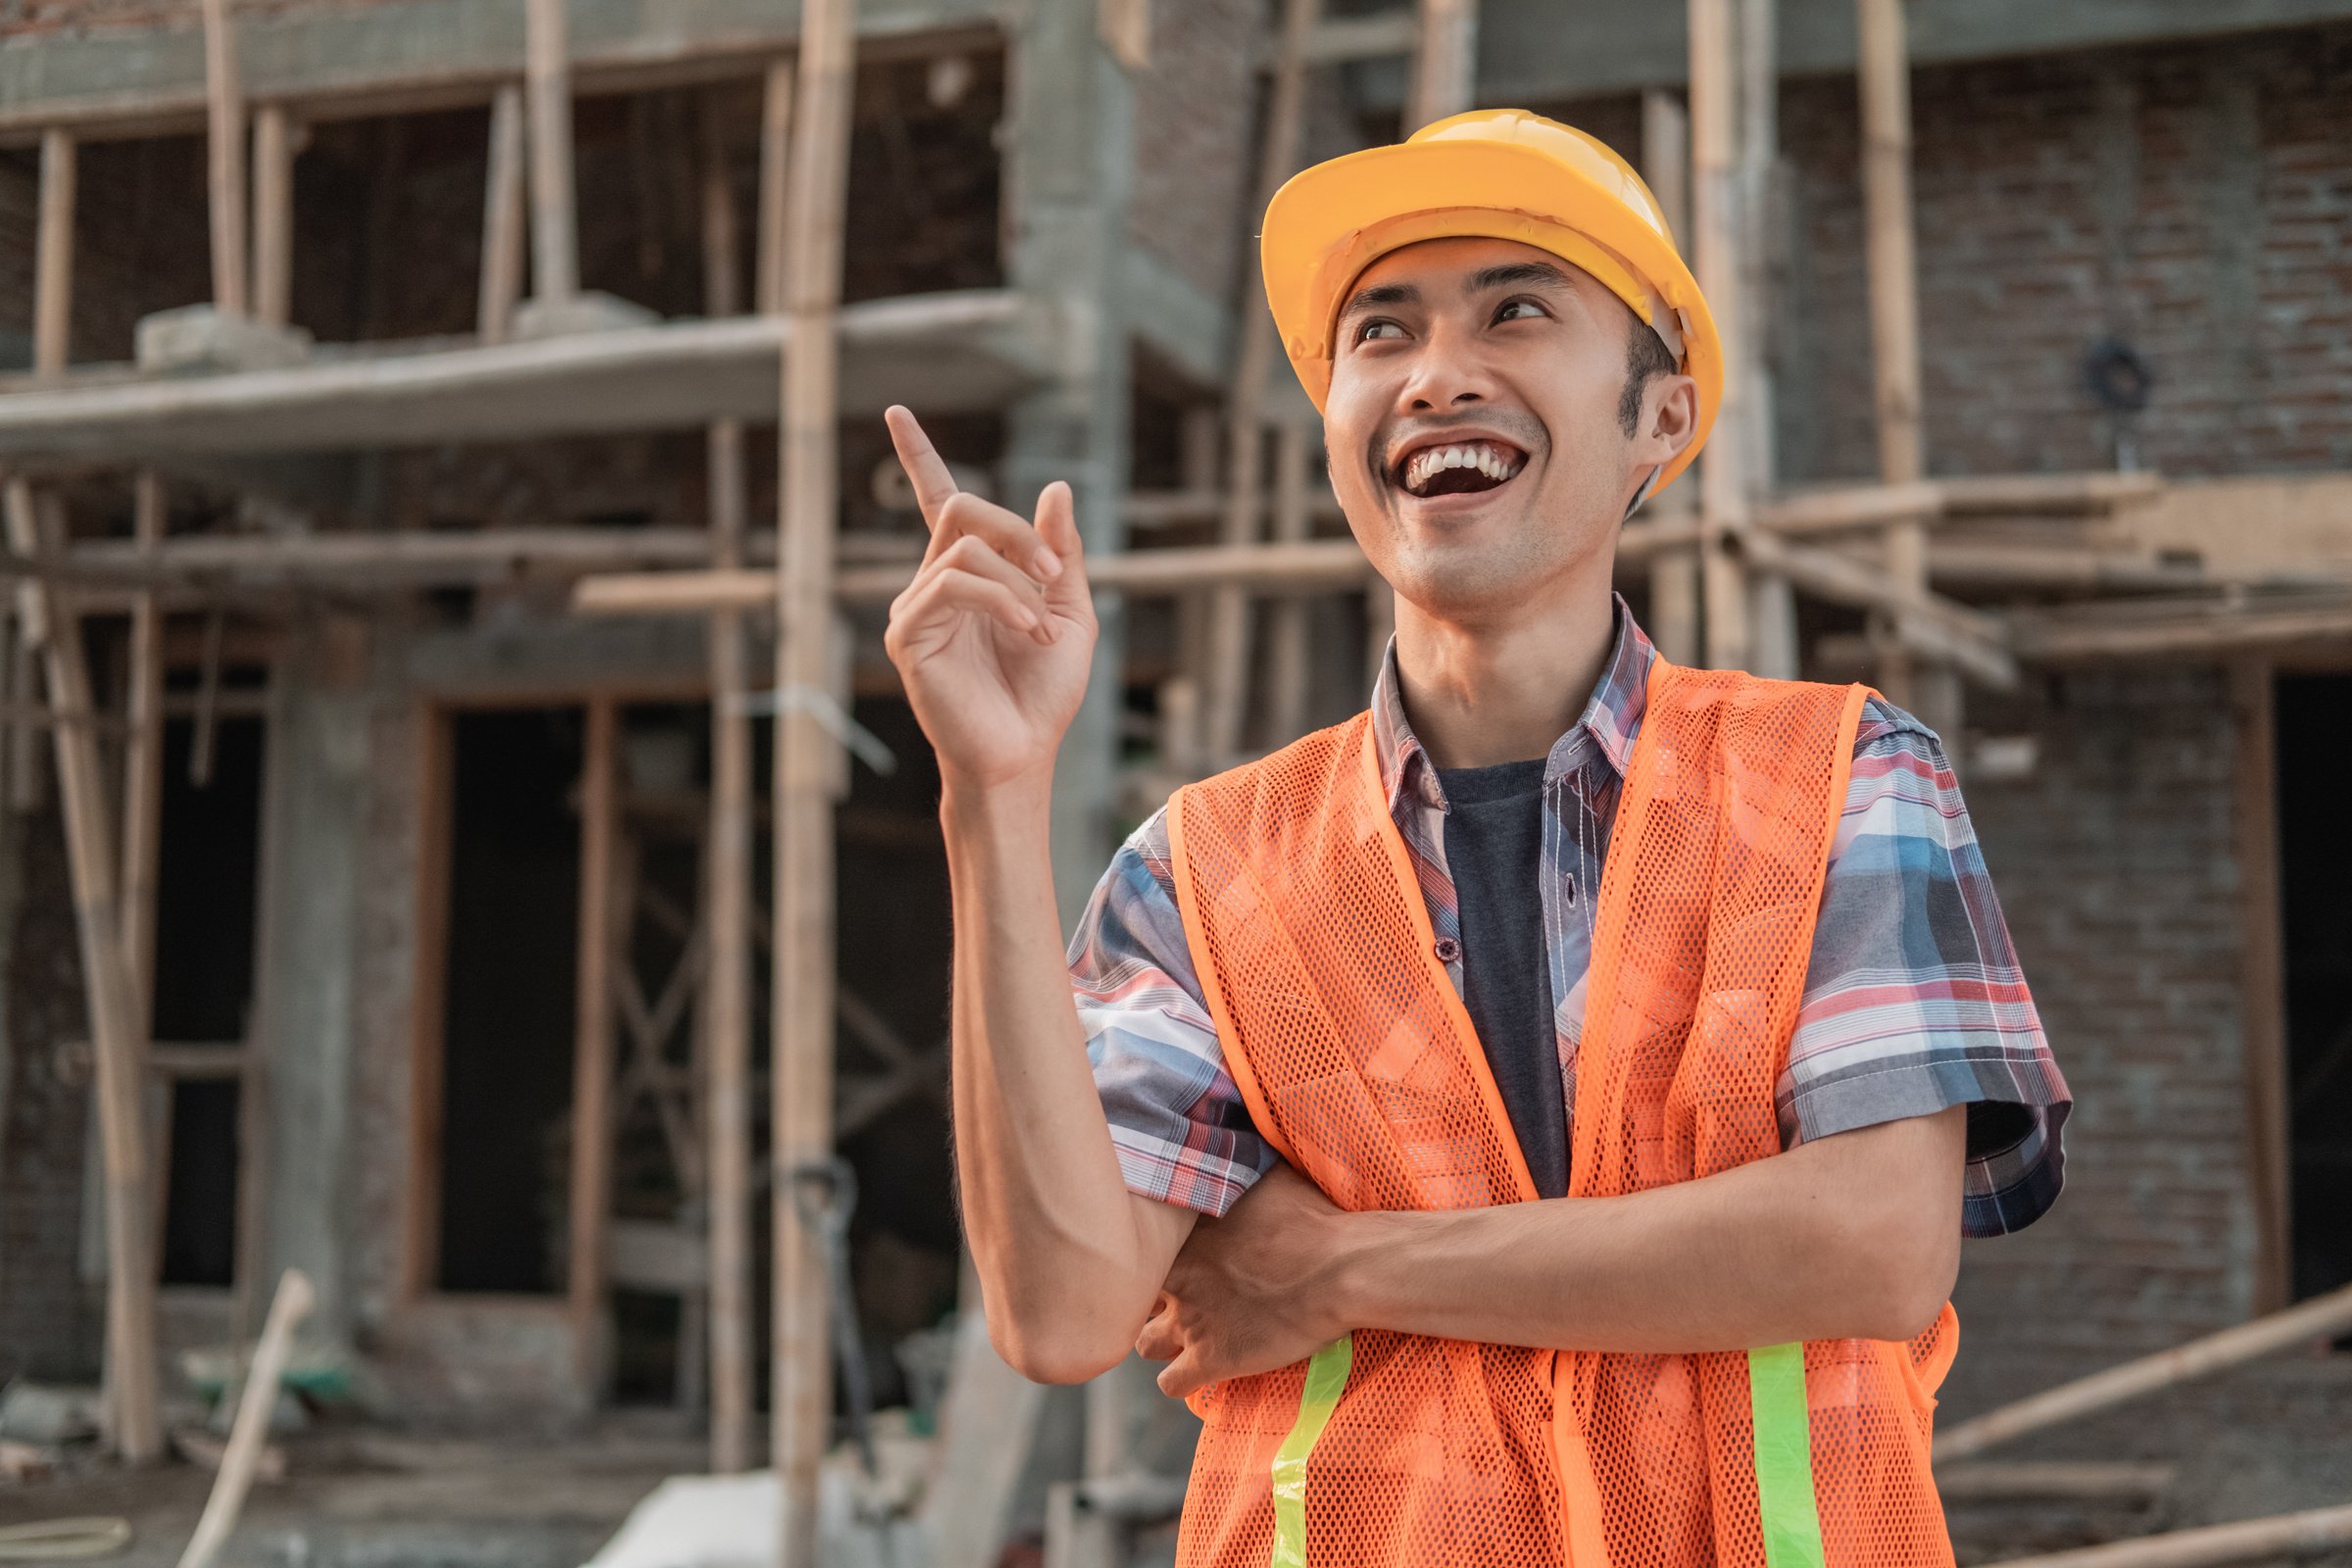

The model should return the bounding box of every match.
[884,405,959,533]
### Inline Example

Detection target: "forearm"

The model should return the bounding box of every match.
[944,776,1183,1382]
[1325,1111,1964,1353]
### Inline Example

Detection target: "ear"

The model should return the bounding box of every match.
[1635,372,1701,469]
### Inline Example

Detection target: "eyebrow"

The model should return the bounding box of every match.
[1338,260,1578,324]
[1338,279,1420,320]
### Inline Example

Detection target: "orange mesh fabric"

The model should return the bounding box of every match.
[1164,658,1958,1568]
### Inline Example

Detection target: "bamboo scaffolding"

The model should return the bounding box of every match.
[1936,1280,2352,1462]
[1200,0,1318,764]
[1408,0,1478,126]
[478,84,527,344]
[120,473,166,1044]
[1984,1504,2352,1568]
[199,0,247,317]
[773,0,858,1558]
[1688,0,1749,668]
[34,129,75,382]
[3,480,161,1461]
[567,697,619,1390]
[1263,423,1315,744]
[701,89,758,1477]
[1640,89,1700,666]
[524,0,580,307]
[251,105,296,327]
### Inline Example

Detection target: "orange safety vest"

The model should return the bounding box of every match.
[1163,657,1959,1568]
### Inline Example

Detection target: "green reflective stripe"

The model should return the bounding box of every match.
[1269,1334,1353,1568]
[1747,1343,1828,1568]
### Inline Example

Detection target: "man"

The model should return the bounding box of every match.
[883,112,2069,1567]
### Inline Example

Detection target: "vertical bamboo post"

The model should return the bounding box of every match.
[567,696,618,1391]
[34,128,75,381]
[1408,0,1478,127]
[4,481,161,1462]
[757,61,794,317]
[1263,421,1313,743]
[251,105,296,328]
[1737,0,1796,678]
[699,95,757,1478]
[774,1,857,1559]
[1201,0,1319,763]
[524,0,580,306]
[121,474,167,1043]
[478,84,527,343]
[199,0,247,317]
[1639,90,1701,665]
[1855,0,1947,722]
[1688,0,1749,669]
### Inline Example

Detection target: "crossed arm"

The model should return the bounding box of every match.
[880,405,1965,1398]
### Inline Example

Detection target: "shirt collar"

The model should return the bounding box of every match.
[1368,591,1656,813]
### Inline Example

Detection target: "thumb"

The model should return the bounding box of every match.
[1156,1348,1202,1399]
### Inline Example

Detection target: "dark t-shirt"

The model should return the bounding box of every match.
[1437,759,1569,1200]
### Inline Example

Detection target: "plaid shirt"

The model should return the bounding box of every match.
[1073,597,2071,1239]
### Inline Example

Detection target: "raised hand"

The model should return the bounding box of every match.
[881,405,1099,793]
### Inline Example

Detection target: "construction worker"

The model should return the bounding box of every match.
[883,111,2070,1566]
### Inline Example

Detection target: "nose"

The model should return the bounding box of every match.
[1396,315,1496,415]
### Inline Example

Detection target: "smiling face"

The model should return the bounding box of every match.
[1322,235,1697,627]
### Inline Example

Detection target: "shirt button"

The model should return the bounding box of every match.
[1433,936,1462,963]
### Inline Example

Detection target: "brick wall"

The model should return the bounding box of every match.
[1942,666,2263,1415]
[1128,0,1257,308]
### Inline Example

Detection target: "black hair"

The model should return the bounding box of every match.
[1616,317,1678,436]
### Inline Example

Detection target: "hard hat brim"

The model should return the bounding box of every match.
[1261,134,1722,500]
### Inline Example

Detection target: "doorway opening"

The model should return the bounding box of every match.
[435,707,583,1294]
[2275,674,2352,1304]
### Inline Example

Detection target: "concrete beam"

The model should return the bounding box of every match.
[0,291,1050,459]
[0,0,999,144]
[1348,0,2352,108]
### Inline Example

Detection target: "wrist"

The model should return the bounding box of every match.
[940,768,1055,840]
[1314,1208,1391,1335]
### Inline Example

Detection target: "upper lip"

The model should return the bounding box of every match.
[1385,425,1530,484]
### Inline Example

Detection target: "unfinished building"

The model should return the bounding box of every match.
[0,0,2347,1562]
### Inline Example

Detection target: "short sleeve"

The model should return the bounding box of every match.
[1070,808,1277,1216]
[1781,701,2073,1238]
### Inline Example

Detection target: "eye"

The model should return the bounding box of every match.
[1353,318,1407,343]
[1494,297,1550,323]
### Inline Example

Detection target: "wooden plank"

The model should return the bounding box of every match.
[1688,0,1748,669]
[2229,658,2293,1315]
[525,0,580,305]
[250,105,296,327]
[1733,528,2016,688]
[199,0,248,316]
[34,129,76,382]
[1936,1280,2352,1462]
[477,83,527,343]
[2010,593,2352,660]
[4,480,161,1462]
[1408,0,1478,127]
[773,0,858,1558]
[568,696,619,1391]
[1200,0,1319,763]
[699,91,757,1478]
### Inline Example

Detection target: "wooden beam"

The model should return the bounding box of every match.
[1974,1504,2352,1568]
[477,83,527,343]
[773,0,858,1558]
[1760,478,1944,534]
[250,105,296,327]
[1732,528,2016,688]
[699,91,756,1479]
[567,695,619,1391]
[1936,1280,2352,1462]
[1268,11,1417,68]
[1938,469,2162,514]
[1201,0,1319,762]
[2010,592,2352,660]
[1688,0,1748,668]
[1931,1462,2178,1502]
[3,480,161,1462]
[1408,0,1478,128]
[199,0,248,317]
[2228,659,2292,1315]
[34,129,76,382]
[525,0,580,305]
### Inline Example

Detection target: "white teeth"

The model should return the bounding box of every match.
[1401,440,1523,495]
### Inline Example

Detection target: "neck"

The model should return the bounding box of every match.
[1390,567,1618,771]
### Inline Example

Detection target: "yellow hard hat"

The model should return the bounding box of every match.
[1260,109,1721,498]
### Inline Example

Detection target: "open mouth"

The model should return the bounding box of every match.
[1393,438,1528,499]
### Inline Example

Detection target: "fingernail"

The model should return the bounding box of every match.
[1033,548,1063,580]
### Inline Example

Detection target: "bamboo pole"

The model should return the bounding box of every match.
[34,128,75,382]
[173,1269,314,1568]
[757,61,793,317]
[120,473,166,1041]
[1639,89,1699,664]
[198,0,247,317]
[1200,0,1318,764]
[567,697,618,1391]
[1408,0,1477,128]
[773,0,857,1557]
[524,0,580,306]
[699,95,757,1477]
[251,105,295,328]
[1263,422,1313,743]
[3,480,160,1462]
[1935,1280,2352,1462]
[1982,1505,2352,1568]
[478,84,527,343]
[1688,0,1748,669]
